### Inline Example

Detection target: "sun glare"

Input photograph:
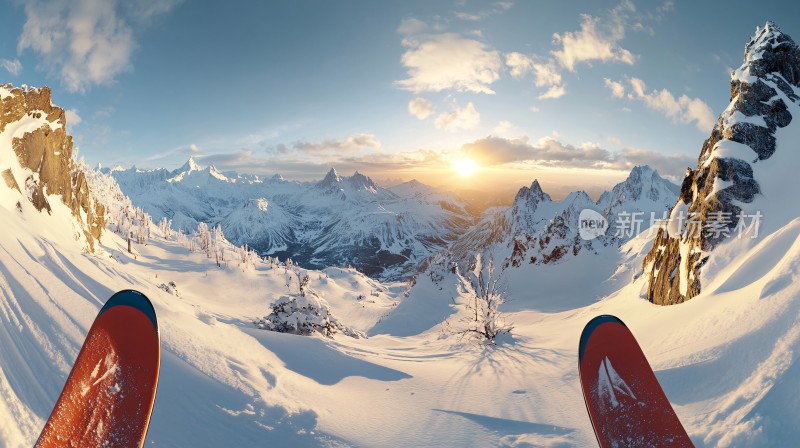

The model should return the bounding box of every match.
[453,159,478,177]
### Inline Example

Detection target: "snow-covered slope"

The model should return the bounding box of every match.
[112,164,473,280]
[7,23,800,448]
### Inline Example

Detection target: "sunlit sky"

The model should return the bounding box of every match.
[2,0,799,198]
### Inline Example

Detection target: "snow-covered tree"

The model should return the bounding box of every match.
[256,292,363,338]
[197,222,212,255]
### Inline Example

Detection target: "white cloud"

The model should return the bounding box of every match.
[551,1,636,71]
[604,78,625,97]
[435,102,480,131]
[0,59,22,75]
[189,143,200,152]
[494,120,514,134]
[624,77,716,131]
[506,53,566,99]
[532,61,562,88]
[408,97,435,119]
[538,85,566,99]
[530,106,541,112]
[16,0,180,93]
[396,33,501,94]
[65,108,81,129]
[505,52,534,79]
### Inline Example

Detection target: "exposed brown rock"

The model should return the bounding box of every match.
[0,83,105,250]
[1,169,20,192]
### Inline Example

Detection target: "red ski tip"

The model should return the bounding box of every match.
[36,290,161,448]
[579,315,693,447]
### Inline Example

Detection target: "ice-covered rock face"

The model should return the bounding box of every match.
[643,22,800,305]
[0,83,105,251]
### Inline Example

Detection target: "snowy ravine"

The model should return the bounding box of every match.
[4,24,800,448]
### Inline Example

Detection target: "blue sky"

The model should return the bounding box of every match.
[1,0,799,196]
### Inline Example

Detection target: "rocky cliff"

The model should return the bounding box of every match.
[0,83,104,250]
[643,22,799,305]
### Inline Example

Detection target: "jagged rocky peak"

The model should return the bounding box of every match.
[320,167,340,185]
[513,179,552,208]
[599,165,680,210]
[316,168,382,196]
[0,83,105,250]
[180,156,203,172]
[350,171,378,192]
[642,22,800,306]
[735,22,800,86]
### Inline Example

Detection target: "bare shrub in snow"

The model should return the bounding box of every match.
[158,281,180,297]
[449,253,512,344]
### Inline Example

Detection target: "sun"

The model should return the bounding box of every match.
[453,159,478,177]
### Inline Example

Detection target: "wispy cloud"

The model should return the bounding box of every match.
[434,102,480,131]
[460,135,693,178]
[188,145,447,180]
[494,120,514,134]
[396,32,501,94]
[505,52,566,99]
[0,58,22,75]
[603,78,625,97]
[454,1,514,22]
[280,133,382,157]
[65,108,81,130]
[397,17,427,36]
[538,84,566,100]
[16,0,182,92]
[606,77,715,132]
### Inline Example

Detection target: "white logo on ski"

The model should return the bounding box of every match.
[597,356,637,409]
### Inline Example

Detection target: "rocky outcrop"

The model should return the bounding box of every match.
[0,84,105,250]
[643,22,799,305]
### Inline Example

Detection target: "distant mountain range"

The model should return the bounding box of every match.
[110,156,680,281]
[109,160,473,279]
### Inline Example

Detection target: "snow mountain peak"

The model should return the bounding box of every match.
[644,22,800,305]
[180,157,203,173]
[320,168,341,185]
[315,168,382,197]
[737,21,800,86]
[168,158,228,184]
[513,179,552,210]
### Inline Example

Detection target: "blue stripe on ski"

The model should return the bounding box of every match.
[98,290,158,331]
[578,315,626,366]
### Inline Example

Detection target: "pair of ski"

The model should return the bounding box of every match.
[35,292,690,447]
